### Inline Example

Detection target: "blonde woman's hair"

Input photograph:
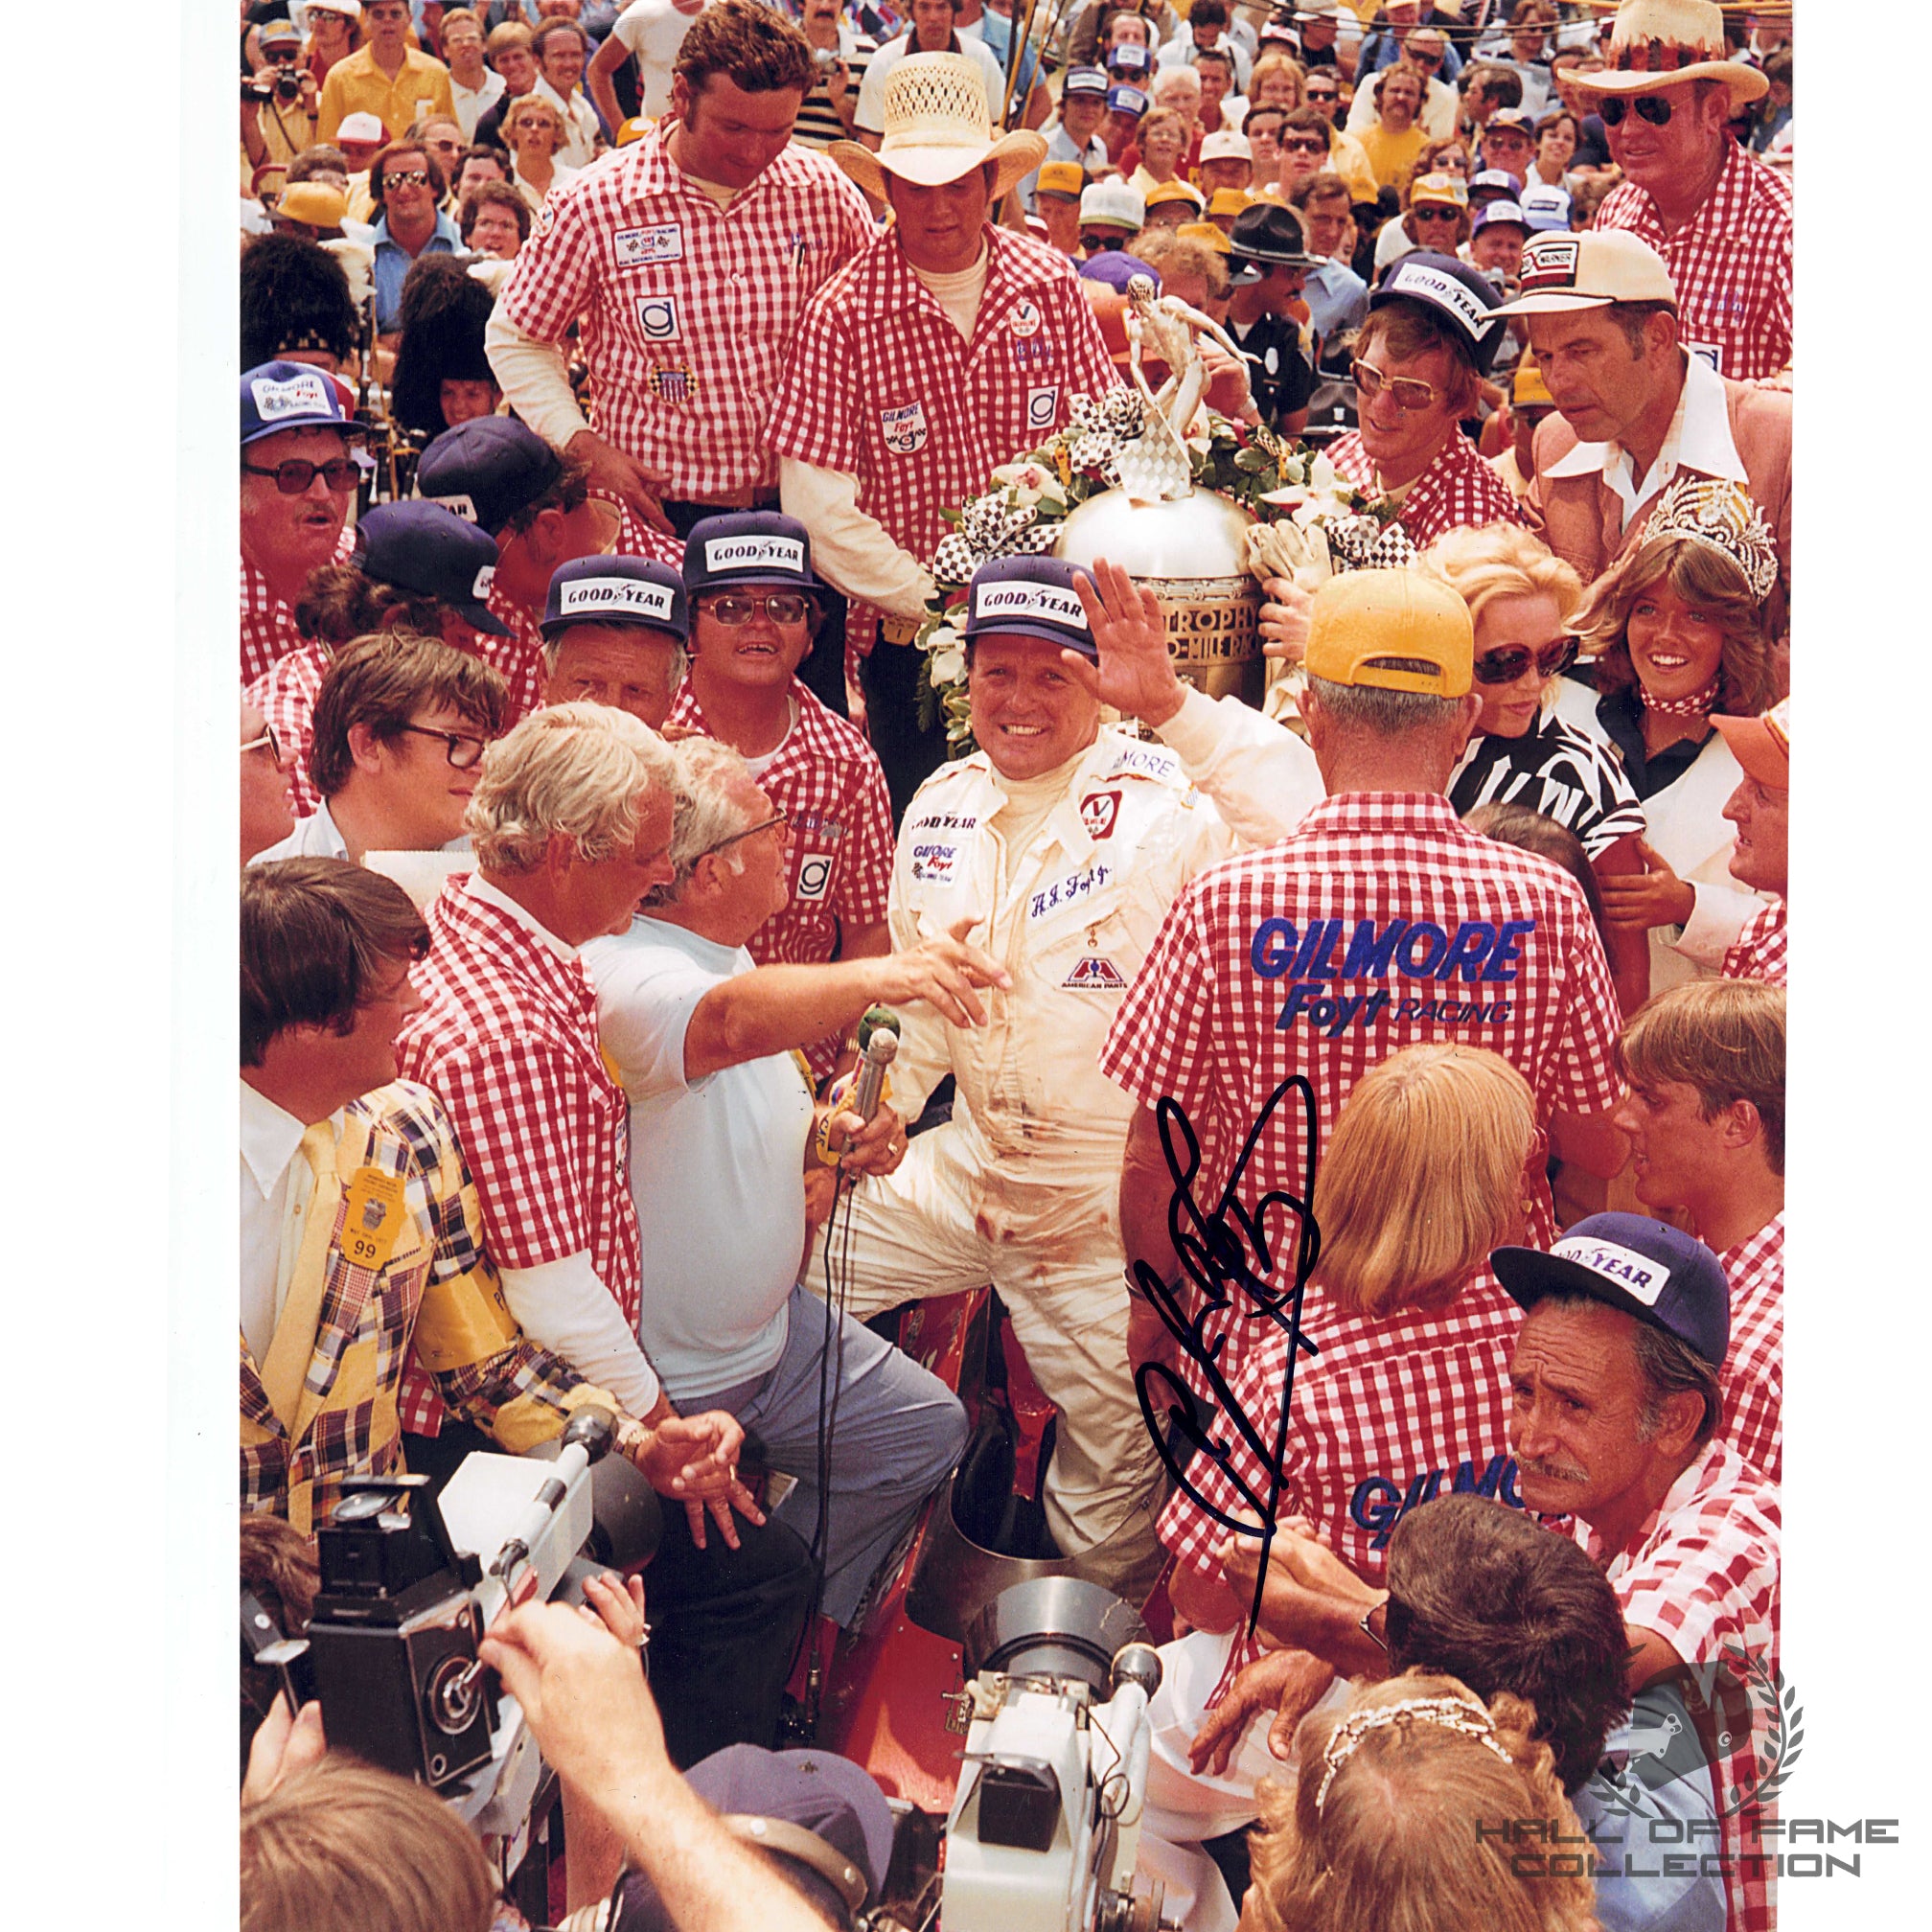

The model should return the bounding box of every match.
[1246,1671,1599,1932]
[467,701,677,873]
[242,1756,497,1932]
[1423,524,1585,647]
[503,92,569,140]
[1314,1044,1536,1315]
[1247,52,1306,109]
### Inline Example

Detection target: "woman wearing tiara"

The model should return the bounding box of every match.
[1552,475,1782,1003]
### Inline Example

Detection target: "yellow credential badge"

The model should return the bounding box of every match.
[339,1166,407,1275]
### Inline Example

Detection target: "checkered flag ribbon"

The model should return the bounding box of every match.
[932,494,1061,587]
[1325,516,1419,572]
[1112,416,1195,504]
[1065,389,1147,480]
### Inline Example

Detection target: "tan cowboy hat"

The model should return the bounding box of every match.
[830,53,1046,202]
[1575,0,1768,111]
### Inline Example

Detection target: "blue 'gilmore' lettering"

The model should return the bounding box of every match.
[1251,917,1298,978]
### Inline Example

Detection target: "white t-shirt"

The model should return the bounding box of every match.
[611,0,706,122]
[586,916,812,1406]
[855,34,1009,136]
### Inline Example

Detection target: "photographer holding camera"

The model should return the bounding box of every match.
[242,19,323,184]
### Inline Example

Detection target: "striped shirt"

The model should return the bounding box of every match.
[1449,712,1648,859]
[792,31,877,150]
[498,121,876,496]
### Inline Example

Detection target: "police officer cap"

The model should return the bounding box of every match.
[541,556,689,642]
[963,557,1097,660]
[683,511,820,595]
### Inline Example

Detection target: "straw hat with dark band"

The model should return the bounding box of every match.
[1574,0,1768,111]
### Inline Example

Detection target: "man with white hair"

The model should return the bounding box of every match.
[397,702,820,1765]
[583,735,1007,1625]
[768,51,1118,818]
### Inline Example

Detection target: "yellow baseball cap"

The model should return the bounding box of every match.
[1145,179,1206,211]
[1512,356,1554,408]
[1304,569,1474,698]
[1208,188,1252,218]
[1036,161,1085,197]
[1177,219,1233,254]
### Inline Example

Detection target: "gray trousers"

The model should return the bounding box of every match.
[680,1284,969,1626]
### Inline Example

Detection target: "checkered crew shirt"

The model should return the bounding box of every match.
[1593,140,1793,383]
[766,225,1121,654]
[1100,794,1623,1394]
[1719,1211,1782,1484]
[669,678,894,1083]
[241,1081,600,1522]
[247,643,329,817]
[1328,427,1526,549]
[395,875,642,1435]
[1160,1278,1524,1702]
[1576,1438,1781,1932]
[497,122,875,497]
[1721,898,1786,987]
[240,524,356,689]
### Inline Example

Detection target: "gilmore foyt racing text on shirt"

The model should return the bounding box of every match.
[1250,911,1538,1036]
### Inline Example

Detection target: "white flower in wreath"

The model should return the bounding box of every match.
[1309,451,1337,494]
[990,460,1067,510]
[926,625,967,687]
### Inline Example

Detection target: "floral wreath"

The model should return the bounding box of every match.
[913,394,1403,751]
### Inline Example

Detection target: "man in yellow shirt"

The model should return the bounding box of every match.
[317,0,455,145]
[1356,58,1427,193]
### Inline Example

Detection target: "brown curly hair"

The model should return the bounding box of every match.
[1570,536,1775,715]
[1246,1671,1600,1932]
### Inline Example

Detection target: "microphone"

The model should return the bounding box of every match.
[850,1008,901,1123]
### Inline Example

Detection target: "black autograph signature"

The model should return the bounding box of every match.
[1132,1076,1322,1640]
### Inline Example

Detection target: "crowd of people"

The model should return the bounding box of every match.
[235,2,1794,1929]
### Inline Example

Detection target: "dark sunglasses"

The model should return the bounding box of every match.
[1281,136,1327,154]
[1474,637,1576,685]
[242,456,359,494]
[1598,93,1675,127]
[1411,203,1461,220]
[384,169,433,188]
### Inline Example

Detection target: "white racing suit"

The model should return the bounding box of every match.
[807,694,1320,1597]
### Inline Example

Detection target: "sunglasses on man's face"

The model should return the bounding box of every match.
[1473,637,1576,685]
[385,170,433,189]
[242,456,359,494]
[1411,204,1461,222]
[1281,136,1327,155]
[1598,93,1676,127]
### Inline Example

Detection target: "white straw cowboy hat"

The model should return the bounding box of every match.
[1575,0,1768,111]
[830,53,1046,202]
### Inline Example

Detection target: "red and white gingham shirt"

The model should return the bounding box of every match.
[1721,897,1786,986]
[1329,428,1526,548]
[246,643,329,816]
[1160,1277,1523,1697]
[1593,140,1793,383]
[396,876,642,1428]
[1577,1438,1781,1932]
[1719,1211,1782,1484]
[498,123,875,496]
[766,225,1121,651]
[1100,794,1623,1392]
[240,525,355,689]
[668,678,895,1083]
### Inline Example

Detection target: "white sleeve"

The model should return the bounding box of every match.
[854,44,893,134]
[585,935,721,1098]
[610,0,656,58]
[500,1253,661,1415]
[1671,880,1763,970]
[1152,684,1324,849]
[780,456,937,618]
[485,299,592,452]
[1345,72,1378,135]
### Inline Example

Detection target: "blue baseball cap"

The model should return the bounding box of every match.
[963,557,1096,660]
[1469,168,1524,202]
[1492,1213,1730,1368]
[1472,200,1530,238]
[1370,250,1508,375]
[1106,83,1149,116]
[541,556,688,641]
[416,417,563,538]
[1065,64,1109,97]
[353,501,509,636]
[1109,45,1151,77]
[241,359,358,447]
[682,512,819,595]
[1519,181,1575,232]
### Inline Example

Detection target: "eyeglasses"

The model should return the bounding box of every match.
[1474,637,1576,685]
[1082,233,1129,251]
[1305,87,1340,101]
[1281,136,1327,154]
[1598,94,1675,127]
[241,724,282,761]
[242,456,358,494]
[695,812,788,862]
[384,170,433,189]
[702,592,811,626]
[1411,203,1461,221]
[1351,359,1440,412]
[396,723,491,768]
[1409,48,1443,65]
